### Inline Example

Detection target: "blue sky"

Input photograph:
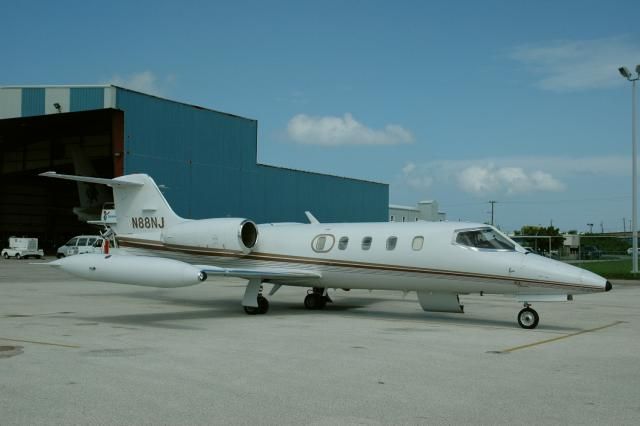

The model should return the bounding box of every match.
[2,0,640,232]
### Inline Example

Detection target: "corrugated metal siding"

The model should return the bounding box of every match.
[21,88,45,117]
[116,88,258,217]
[113,87,388,223]
[70,88,104,112]
[254,166,388,223]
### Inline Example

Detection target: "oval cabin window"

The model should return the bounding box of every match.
[386,236,398,250]
[311,234,335,253]
[362,236,373,250]
[412,236,424,251]
[338,236,349,250]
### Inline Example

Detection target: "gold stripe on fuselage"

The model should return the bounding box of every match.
[116,236,602,292]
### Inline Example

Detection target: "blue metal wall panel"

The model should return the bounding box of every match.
[21,88,45,116]
[70,88,104,112]
[116,88,258,217]
[114,87,388,223]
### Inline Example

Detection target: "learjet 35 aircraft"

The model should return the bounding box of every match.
[42,172,612,329]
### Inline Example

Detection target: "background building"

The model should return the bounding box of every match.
[389,200,446,222]
[0,85,388,250]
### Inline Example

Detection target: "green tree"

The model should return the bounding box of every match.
[517,225,563,253]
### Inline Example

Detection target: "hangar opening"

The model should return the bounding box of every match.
[0,109,123,251]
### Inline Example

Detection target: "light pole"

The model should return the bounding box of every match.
[619,65,640,273]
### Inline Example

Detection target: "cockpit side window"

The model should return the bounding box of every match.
[455,228,515,251]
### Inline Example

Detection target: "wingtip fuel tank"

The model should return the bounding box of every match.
[49,254,207,288]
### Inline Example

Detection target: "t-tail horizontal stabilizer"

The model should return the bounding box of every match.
[39,171,144,187]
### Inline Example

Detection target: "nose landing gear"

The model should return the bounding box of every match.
[517,304,539,329]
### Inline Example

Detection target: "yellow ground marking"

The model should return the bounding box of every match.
[0,337,80,349]
[493,321,625,354]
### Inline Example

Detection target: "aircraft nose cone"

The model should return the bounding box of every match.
[605,281,613,292]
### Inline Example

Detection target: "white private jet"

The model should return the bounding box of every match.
[41,172,611,329]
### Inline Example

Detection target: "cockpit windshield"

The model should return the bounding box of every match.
[455,227,516,251]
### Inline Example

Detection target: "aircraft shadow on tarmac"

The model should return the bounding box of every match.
[74,289,580,332]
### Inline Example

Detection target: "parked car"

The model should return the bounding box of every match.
[56,235,103,258]
[627,247,640,255]
[582,246,602,260]
[2,237,44,259]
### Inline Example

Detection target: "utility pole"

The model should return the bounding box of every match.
[624,217,627,233]
[488,200,497,226]
[587,223,594,234]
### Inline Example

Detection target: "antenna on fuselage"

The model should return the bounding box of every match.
[305,211,320,224]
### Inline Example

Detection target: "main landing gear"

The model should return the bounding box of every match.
[304,287,332,310]
[517,304,539,329]
[242,279,269,315]
[243,295,269,315]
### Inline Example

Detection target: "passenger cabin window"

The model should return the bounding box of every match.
[455,228,515,251]
[311,234,335,253]
[338,236,349,250]
[77,238,88,246]
[66,238,78,246]
[412,236,424,251]
[386,236,398,250]
[362,236,372,250]
[87,238,97,246]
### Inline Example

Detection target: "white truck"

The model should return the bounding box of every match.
[2,237,44,259]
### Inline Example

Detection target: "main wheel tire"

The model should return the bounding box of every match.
[257,296,269,314]
[3,252,8,259]
[243,306,259,315]
[15,253,21,260]
[517,307,539,329]
[57,253,65,259]
[316,295,327,309]
[304,293,327,310]
[304,293,317,310]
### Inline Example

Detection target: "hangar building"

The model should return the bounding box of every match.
[0,85,388,251]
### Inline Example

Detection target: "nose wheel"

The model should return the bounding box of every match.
[517,305,539,329]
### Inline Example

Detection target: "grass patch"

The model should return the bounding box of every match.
[574,259,640,279]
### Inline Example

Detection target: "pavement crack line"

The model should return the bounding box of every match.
[0,337,80,349]
[490,321,626,354]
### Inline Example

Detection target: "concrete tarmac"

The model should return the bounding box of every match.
[1,259,639,425]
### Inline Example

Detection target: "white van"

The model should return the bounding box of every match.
[56,235,104,258]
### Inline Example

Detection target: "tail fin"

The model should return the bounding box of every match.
[40,172,184,235]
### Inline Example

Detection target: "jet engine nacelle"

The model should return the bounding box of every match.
[163,218,258,254]
[50,254,207,288]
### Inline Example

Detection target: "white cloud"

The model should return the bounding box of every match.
[457,165,565,195]
[400,155,630,196]
[511,37,640,91]
[287,113,414,146]
[108,71,169,96]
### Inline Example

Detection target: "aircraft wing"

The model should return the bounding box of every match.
[195,265,321,281]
